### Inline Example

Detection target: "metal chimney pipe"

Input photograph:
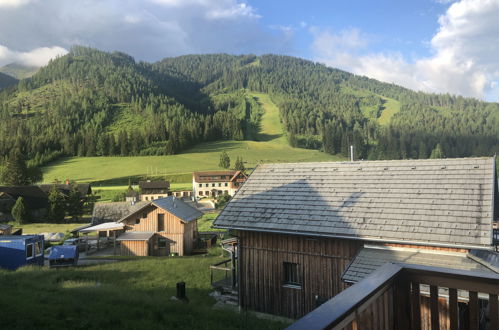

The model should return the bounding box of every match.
[350,145,354,162]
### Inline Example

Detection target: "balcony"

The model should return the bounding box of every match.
[288,263,499,330]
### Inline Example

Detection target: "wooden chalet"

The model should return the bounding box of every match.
[116,196,202,256]
[0,186,48,221]
[138,180,170,201]
[213,157,499,327]
[0,223,12,235]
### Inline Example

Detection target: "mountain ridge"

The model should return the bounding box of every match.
[0,46,497,170]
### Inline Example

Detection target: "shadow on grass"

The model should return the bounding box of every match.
[0,262,288,329]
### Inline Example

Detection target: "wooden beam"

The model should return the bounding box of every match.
[410,282,421,330]
[448,288,458,330]
[430,285,439,330]
[490,294,498,330]
[468,291,478,330]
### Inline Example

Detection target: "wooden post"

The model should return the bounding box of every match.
[395,276,410,330]
[490,294,498,330]
[410,282,421,330]
[430,285,439,330]
[231,249,236,289]
[113,230,116,255]
[449,288,458,330]
[469,291,479,330]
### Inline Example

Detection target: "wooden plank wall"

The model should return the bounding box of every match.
[122,205,197,256]
[342,286,395,330]
[239,231,362,319]
[120,240,148,256]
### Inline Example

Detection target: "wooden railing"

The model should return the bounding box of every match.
[210,259,236,289]
[288,263,499,330]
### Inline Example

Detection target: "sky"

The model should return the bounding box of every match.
[1,0,499,101]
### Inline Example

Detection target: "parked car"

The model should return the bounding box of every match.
[63,237,87,252]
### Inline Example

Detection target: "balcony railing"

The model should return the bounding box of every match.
[288,262,499,330]
[210,258,236,290]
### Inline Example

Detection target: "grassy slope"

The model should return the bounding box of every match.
[42,92,343,184]
[0,249,288,329]
[378,96,401,125]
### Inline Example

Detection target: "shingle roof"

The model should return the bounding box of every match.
[214,157,496,249]
[116,232,155,241]
[193,171,237,183]
[342,247,495,284]
[152,196,203,222]
[91,201,148,225]
[0,186,48,209]
[39,183,91,197]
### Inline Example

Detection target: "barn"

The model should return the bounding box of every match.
[213,157,499,321]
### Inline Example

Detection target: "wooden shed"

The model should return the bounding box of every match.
[214,157,499,320]
[117,196,203,256]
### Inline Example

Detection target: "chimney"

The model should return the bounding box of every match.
[350,145,354,162]
[172,196,176,208]
[65,178,70,185]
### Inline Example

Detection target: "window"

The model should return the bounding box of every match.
[145,196,149,200]
[142,213,147,219]
[135,218,140,224]
[205,183,209,187]
[199,183,202,187]
[218,183,221,187]
[199,191,203,196]
[35,241,43,256]
[283,262,300,287]
[158,237,167,248]
[158,214,165,231]
[212,183,215,187]
[225,182,228,187]
[234,182,239,187]
[26,243,34,259]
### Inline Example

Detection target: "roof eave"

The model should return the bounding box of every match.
[213,225,494,251]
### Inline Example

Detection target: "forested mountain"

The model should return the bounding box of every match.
[0,63,39,80]
[0,46,498,170]
[0,72,17,91]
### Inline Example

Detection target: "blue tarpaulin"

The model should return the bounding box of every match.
[48,245,78,267]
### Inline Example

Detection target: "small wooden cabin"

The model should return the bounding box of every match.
[214,157,499,320]
[117,196,202,256]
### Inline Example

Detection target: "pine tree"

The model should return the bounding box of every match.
[0,148,29,186]
[11,197,29,224]
[219,150,231,169]
[233,156,245,172]
[66,185,83,221]
[48,185,66,223]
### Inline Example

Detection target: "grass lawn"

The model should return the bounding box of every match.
[41,92,344,185]
[12,222,86,234]
[0,249,289,329]
[197,212,224,232]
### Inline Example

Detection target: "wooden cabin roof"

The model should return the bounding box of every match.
[0,186,48,209]
[151,197,202,222]
[91,201,148,225]
[39,183,91,197]
[193,170,237,183]
[341,246,495,284]
[214,157,497,249]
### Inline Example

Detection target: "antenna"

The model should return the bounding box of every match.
[350,145,354,162]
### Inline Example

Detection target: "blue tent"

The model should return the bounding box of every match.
[48,245,79,267]
[0,235,44,270]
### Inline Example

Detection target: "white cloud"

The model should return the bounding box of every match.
[0,0,33,8]
[0,0,289,67]
[0,45,67,67]
[312,0,499,100]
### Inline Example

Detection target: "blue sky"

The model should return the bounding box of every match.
[251,0,444,59]
[0,0,498,101]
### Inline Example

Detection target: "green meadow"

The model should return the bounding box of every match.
[42,93,343,185]
[0,249,288,329]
